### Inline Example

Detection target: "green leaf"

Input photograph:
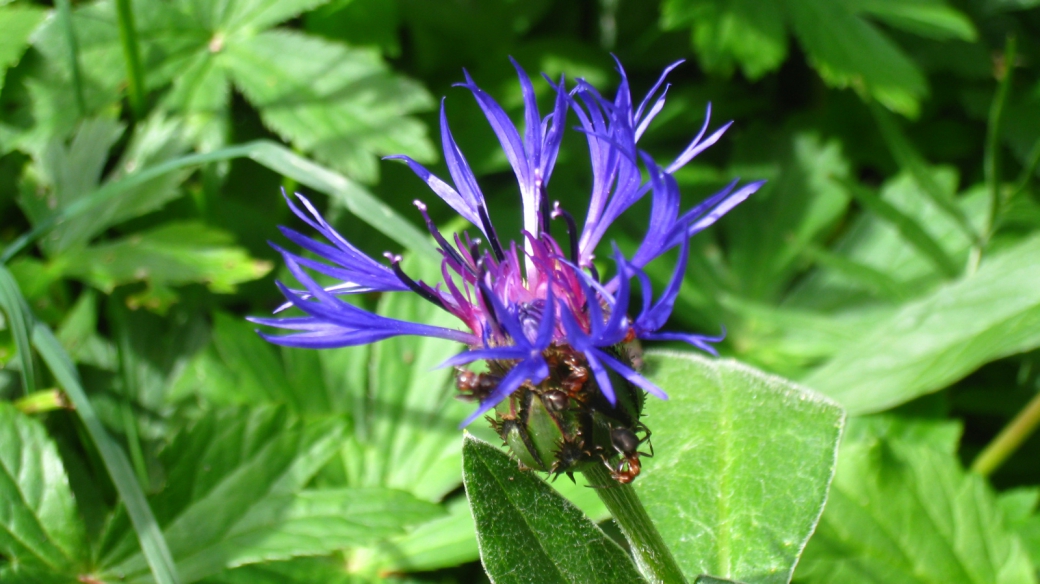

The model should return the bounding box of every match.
[362,496,479,574]
[836,176,961,278]
[785,0,927,116]
[787,171,986,311]
[3,139,436,265]
[55,290,117,370]
[222,29,435,183]
[804,233,1040,414]
[53,221,272,295]
[0,403,89,580]
[636,352,845,584]
[98,406,362,583]
[661,0,787,79]
[32,323,181,584]
[795,423,1036,583]
[0,5,47,94]
[853,0,977,41]
[0,268,37,392]
[197,557,355,584]
[17,114,192,255]
[462,435,645,584]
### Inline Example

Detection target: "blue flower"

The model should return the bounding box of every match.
[254,58,764,427]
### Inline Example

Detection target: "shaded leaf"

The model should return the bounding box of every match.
[661,0,787,79]
[98,406,356,583]
[637,352,844,584]
[462,435,645,584]
[804,233,1040,414]
[0,403,89,580]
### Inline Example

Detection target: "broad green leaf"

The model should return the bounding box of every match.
[795,423,1036,583]
[804,233,1040,414]
[637,352,844,584]
[999,489,1040,568]
[0,5,47,94]
[0,403,89,580]
[462,436,645,584]
[99,406,355,583]
[53,221,272,294]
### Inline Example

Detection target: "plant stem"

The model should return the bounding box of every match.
[971,35,1018,274]
[56,0,86,117]
[14,389,69,414]
[582,463,688,584]
[115,0,147,119]
[972,389,1040,477]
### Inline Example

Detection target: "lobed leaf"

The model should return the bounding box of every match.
[0,403,89,580]
[795,420,1036,583]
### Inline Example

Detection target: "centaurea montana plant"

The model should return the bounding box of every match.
[254,58,762,487]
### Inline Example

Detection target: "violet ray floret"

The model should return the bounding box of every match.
[254,59,763,426]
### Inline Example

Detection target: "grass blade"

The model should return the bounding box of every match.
[869,102,979,245]
[0,268,36,393]
[0,140,435,264]
[114,0,147,119]
[33,323,181,584]
[836,176,961,278]
[55,0,86,116]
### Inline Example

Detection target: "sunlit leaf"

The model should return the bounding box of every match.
[795,419,1036,583]
[53,222,272,295]
[804,233,1040,414]
[0,403,90,581]
[462,436,645,584]
[637,352,844,584]
[0,5,47,95]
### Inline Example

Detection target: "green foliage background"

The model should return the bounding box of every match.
[1,0,1040,582]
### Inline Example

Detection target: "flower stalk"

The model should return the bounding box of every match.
[583,462,688,584]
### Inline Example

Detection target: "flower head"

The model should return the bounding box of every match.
[254,58,762,477]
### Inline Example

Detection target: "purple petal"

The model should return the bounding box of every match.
[459,356,548,427]
[592,348,668,400]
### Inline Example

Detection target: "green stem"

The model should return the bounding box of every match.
[971,389,1040,477]
[583,463,688,584]
[56,0,86,117]
[115,0,147,119]
[14,389,69,415]
[983,35,1017,241]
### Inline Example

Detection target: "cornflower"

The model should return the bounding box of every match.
[253,58,762,478]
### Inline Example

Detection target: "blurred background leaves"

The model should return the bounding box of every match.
[1,0,1040,582]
